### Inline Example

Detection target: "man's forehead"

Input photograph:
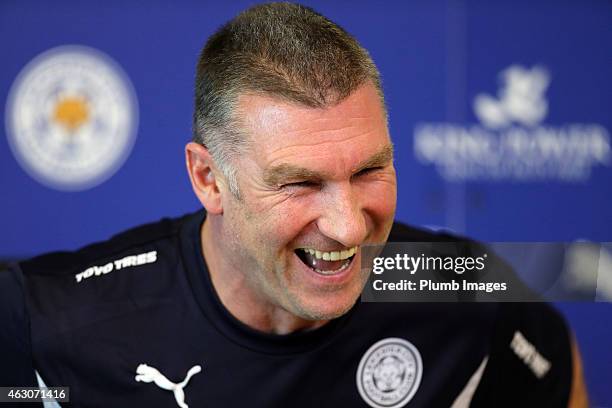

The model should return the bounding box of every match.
[236,83,387,144]
[234,83,390,180]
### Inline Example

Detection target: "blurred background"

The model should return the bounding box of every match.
[1,0,610,405]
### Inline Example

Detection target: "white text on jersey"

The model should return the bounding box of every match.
[75,251,157,283]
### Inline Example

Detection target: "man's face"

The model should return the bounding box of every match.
[220,83,396,321]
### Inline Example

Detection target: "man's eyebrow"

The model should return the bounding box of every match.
[263,164,324,186]
[263,144,394,186]
[353,144,394,173]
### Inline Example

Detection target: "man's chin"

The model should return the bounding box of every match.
[289,294,359,322]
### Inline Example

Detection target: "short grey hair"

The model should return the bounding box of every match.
[192,2,385,198]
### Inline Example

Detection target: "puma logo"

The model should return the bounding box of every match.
[135,363,202,408]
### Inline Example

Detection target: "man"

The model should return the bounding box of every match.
[0,3,587,407]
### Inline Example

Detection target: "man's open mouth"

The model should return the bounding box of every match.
[295,246,358,275]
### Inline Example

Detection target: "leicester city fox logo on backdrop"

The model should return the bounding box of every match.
[356,337,423,408]
[5,45,138,191]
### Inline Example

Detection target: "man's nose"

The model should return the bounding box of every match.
[316,183,367,247]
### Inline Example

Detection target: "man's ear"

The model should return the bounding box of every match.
[185,142,224,215]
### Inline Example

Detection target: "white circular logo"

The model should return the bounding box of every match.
[356,337,423,408]
[5,45,138,191]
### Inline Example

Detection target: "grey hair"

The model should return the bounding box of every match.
[192,2,385,198]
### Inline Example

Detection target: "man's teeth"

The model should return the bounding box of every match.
[302,246,357,261]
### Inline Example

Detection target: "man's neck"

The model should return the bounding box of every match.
[200,217,328,335]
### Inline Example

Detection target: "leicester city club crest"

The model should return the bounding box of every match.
[356,337,423,408]
[5,45,138,191]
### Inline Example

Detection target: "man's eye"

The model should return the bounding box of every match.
[354,167,383,177]
[280,181,319,189]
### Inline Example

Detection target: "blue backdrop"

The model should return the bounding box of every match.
[1,1,610,404]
